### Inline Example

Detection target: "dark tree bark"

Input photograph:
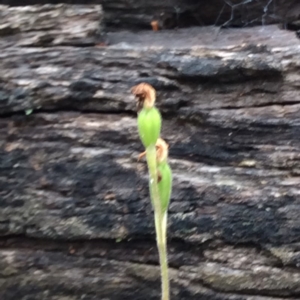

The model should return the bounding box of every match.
[1,3,300,300]
[0,0,299,29]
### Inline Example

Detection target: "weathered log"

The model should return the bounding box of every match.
[0,4,104,47]
[0,0,299,29]
[1,3,300,300]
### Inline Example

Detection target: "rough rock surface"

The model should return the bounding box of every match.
[1,3,300,300]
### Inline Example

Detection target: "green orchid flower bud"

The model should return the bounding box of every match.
[158,161,172,213]
[137,107,162,148]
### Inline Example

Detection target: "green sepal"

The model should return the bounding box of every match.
[137,107,161,148]
[157,162,172,213]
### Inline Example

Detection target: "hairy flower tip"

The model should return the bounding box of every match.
[131,83,156,109]
[156,138,169,163]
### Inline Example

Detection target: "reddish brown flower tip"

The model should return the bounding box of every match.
[131,83,156,109]
[156,138,169,163]
[151,20,159,31]
[137,138,169,164]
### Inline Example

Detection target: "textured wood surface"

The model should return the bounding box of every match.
[1,3,300,300]
[0,4,103,47]
[0,0,299,29]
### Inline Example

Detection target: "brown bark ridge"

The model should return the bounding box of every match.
[1,3,300,300]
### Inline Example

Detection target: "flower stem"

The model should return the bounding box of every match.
[155,212,169,300]
[146,144,170,300]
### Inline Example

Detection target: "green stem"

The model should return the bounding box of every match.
[146,145,170,300]
[155,212,169,300]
